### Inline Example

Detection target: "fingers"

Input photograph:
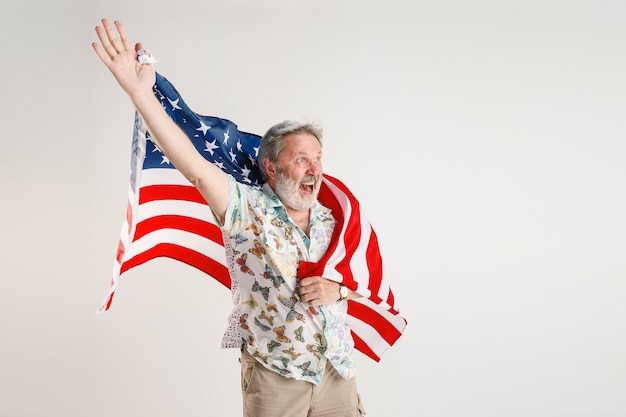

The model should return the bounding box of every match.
[300,277,339,306]
[91,40,111,66]
[114,20,134,51]
[93,19,133,64]
[92,25,112,66]
[102,19,124,53]
[299,279,316,304]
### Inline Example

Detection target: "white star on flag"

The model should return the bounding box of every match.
[196,121,211,135]
[204,139,219,155]
[168,97,182,111]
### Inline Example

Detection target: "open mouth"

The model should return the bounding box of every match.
[299,183,315,194]
[299,176,317,194]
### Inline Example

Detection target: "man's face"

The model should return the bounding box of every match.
[273,132,323,211]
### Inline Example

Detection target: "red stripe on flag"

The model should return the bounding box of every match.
[103,291,115,311]
[365,230,383,304]
[139,184,208,205]
[385,290,399,315]
[133,214,224,243]
[347,299,404,346]
[120,243,231,288]
[351,330,380,362]
[317,179,344,254]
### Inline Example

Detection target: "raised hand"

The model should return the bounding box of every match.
[92,19,155,98]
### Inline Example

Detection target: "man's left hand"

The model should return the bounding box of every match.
[299,276,341,307]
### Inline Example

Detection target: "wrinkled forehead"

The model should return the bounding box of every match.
[281,132,322,155]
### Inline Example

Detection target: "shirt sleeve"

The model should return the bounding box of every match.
[216,175,252,236]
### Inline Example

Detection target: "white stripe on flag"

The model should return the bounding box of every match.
[122,228,227,265]
[137,200,217,224]
[140,168,192,187]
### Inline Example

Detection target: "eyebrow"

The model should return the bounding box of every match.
[291,150,322,158]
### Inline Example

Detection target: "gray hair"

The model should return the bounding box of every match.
[257,120,323,181]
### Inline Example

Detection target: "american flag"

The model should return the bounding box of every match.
[99,73,407,362]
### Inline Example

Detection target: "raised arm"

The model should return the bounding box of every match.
[92,19,230,220]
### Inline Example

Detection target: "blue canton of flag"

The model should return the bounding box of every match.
[146,73,263,186]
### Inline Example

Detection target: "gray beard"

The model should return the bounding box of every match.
[274,171,319,211]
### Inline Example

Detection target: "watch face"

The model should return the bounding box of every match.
[340,286,349,299]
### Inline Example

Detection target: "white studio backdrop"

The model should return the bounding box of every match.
[0,0,624,416]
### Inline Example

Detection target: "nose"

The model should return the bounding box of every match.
[308,160,322,176]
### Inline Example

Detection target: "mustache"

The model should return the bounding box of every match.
[301,175,320,184]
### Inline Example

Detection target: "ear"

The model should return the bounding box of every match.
[263,158,277,180]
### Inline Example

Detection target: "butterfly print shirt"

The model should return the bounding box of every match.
[217,176,356,384]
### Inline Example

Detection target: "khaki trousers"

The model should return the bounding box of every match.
[240,350,366,417]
